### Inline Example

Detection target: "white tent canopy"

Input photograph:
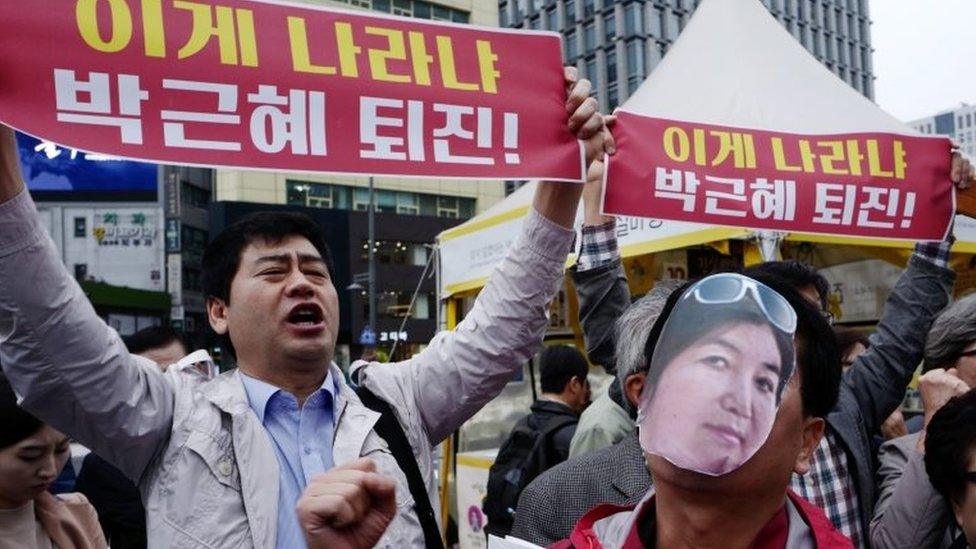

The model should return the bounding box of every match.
[437,0,973,298]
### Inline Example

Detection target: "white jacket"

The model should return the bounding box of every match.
[0,189,574,548]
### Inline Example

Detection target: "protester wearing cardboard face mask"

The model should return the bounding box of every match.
[638,274,797,477]
[552,274,849,549]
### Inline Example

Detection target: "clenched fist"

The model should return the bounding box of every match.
[920,368,970,428]
[297,458,398,549]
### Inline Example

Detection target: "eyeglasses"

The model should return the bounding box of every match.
[684,273,797,334]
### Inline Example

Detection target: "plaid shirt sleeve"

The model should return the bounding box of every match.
[913,236,954,270]
[576,221,619,272]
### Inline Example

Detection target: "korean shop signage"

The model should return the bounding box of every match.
[0,0,583,182]
[604,112,954,241]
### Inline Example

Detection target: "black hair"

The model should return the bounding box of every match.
[745,261,829,311]
[202,212,334,357]
[123,326,187,356]
[642,274,840,418]
[834,327,871,356]
[539,345,589,394]
[925,389,976,508]
[0,373,44,450]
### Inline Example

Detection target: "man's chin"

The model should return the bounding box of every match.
[282,343,333,366]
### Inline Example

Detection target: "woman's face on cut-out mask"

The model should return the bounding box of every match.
[639,321,785,476]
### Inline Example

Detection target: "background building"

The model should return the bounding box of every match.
[162,165,215,342]
[909,103,976,160]
[16,133,171,334]
[499,0,875,112]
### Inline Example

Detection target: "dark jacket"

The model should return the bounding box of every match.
[74,454,147,549]
[522,400,579,463]
[569,255,954,540]
[511,434,650,546]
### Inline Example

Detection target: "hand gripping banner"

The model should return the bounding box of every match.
[0,0,584,182]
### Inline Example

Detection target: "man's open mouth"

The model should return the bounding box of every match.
[286,303,324,327]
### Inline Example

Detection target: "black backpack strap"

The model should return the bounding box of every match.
[355,385,445,549]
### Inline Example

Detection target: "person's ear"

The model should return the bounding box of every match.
[569,376,584,395]
[953,499,966,529]
[793,417,826,475]
[625,373,647,408]
[207,297,229,335]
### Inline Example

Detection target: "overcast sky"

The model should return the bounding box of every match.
[870,0,976,122]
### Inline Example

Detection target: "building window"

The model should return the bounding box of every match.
[374,290,435,320]
[392,0,411,16]
[967,113,973,127]
[606,48,617,85]
[666,10,680,40]
[287,182,352,209]
[564,0,575,25]
[181,225,208,265]
[288,182,474,219]
[437,196,461,218]
[362,240,431,267]
[584,23,596,52]
[650,7,663,37]
[583,0,594,18]
[529,16,540,29]
[74,216,87,238]
[586,57,598,88]
[607,81,619,110]
[499,5,508,26]
[565,30,577,59]
[626,39,645,93]
[546,8,558,30]
[604,12,615,41]
[625,3,642,35]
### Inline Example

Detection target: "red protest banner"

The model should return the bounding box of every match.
[0,0,583,181]
[603,112,954,241]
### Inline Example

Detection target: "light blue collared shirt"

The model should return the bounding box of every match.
[240,372,337,549]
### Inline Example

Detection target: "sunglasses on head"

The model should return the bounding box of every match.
[683,273,797,334]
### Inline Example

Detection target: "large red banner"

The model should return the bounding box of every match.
[0,0,583,181]
[604,111,954,241]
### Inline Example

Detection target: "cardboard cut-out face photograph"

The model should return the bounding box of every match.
[637,273,798,477]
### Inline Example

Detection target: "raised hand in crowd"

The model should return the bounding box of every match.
[916,368,970,451]
[951,148,974,189]
[297,459,397,549]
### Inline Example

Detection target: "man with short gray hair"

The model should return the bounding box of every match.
[871,292,976,548]
[924,293,976,379]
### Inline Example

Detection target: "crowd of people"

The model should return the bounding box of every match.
[1,66,976,549]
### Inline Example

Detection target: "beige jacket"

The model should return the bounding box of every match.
[0,190,573,548]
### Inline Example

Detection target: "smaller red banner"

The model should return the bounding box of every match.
[603,111,954,241]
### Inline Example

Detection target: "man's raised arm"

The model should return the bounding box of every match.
[0,125,174,482]
[354,68,615,445]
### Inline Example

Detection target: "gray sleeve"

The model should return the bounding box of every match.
[0,191,174,482]
[356,208,575,446]
[511,479,565,546]
[570,259,631,374]
[871,436,952,549]
[845,255,955,432]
